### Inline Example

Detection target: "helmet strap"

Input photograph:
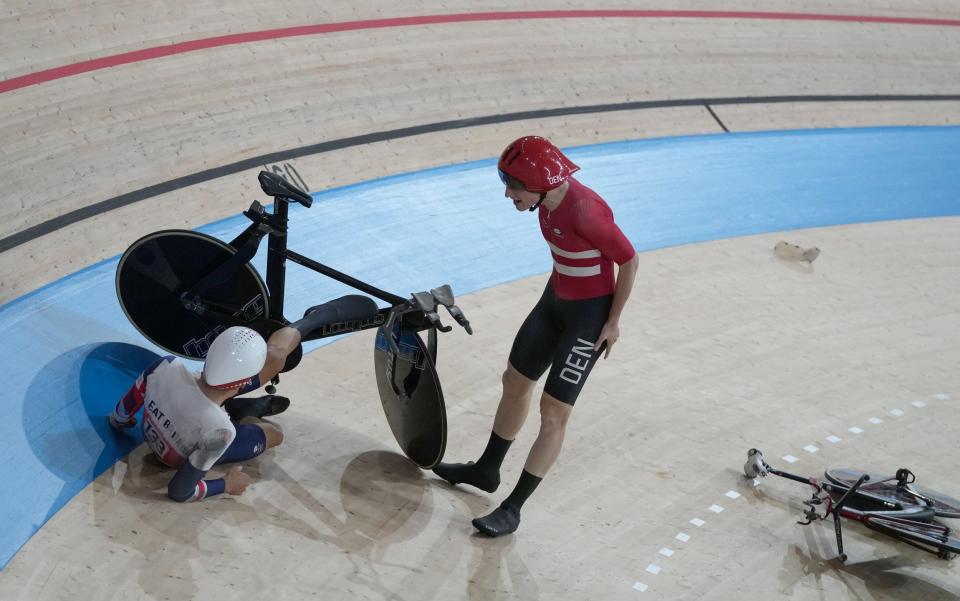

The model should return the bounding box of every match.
[528,192,547,212]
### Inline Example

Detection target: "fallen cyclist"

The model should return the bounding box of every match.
[109,304,350,502]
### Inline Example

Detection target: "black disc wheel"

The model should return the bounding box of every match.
[116,230,270,359]
[373,322,446,468]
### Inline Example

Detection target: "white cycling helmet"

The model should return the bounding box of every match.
[202,326,267,389]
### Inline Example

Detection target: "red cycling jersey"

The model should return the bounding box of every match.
[538,177,635,300]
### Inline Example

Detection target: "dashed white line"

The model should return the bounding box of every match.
[783,454,799,463]
[826,435,842,443]
[911,400,926,408]
[934,393,951,401]
[689,518,706,527]
[803,445,819,454]
[675,532,690,543]
[848,426,864,434]
[725,490,741,500]
[708,504,724,514]
[659,547,675,557]
[632,581,648,592]
[889,409,904,417]
[646,564,662,575]
[868,417,883,425]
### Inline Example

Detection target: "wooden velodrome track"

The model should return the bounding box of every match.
[1,2,959,599]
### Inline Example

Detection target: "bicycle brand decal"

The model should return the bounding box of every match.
[234,295,266,321]
[182,325,226,358]
[313,313,385,337]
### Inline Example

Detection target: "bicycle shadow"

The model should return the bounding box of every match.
[737,469,960,599]
[780,542,960,600]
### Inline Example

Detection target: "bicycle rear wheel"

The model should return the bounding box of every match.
[864,514,960,558]
[827,468,960,519]
[116,230,270,359]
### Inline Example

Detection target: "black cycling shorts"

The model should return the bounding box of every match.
[508,283,612,405]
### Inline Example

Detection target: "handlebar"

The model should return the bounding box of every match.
[381,285,473,355]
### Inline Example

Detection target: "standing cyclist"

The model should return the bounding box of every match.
[434,136,639,536]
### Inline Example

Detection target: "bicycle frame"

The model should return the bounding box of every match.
[744,449,956,562]
[115,171,467,468]
[179,171,460,342]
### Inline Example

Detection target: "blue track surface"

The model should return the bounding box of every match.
[2,126,959,568]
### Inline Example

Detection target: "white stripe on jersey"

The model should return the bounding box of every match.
[548,242,601,259]
[554,262,602,277]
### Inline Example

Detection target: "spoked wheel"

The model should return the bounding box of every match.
[373,322,446,469]
[827,468,960,519]
[116,230,271,359]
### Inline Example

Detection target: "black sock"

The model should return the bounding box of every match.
[472,470,541,537]
[501,470,542,512]
[432,431,513,493]
[476,431,512,471]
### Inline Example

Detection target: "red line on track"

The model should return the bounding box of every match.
[3,10,959,94]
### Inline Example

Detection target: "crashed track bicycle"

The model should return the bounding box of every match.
[115,171,472,468]
[744,448,960,562]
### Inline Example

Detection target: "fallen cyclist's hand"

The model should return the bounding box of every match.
[224,466,252,496]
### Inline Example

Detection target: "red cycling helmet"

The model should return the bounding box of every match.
[498,136,579,193]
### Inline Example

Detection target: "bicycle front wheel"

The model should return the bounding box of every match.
[827,468,960,519]
[116,230,270,359]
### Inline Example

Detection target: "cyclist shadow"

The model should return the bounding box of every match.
[239,445,537,599]
[464,528,539,601]
[91,444,222,600]
[427,478,540,600]
[23,342,158,524]
[239,447,462,598]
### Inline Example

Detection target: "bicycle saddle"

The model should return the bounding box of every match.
[258,170,312,206]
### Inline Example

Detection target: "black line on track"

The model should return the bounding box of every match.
[704,103,730,132]
[5,93,960,254]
